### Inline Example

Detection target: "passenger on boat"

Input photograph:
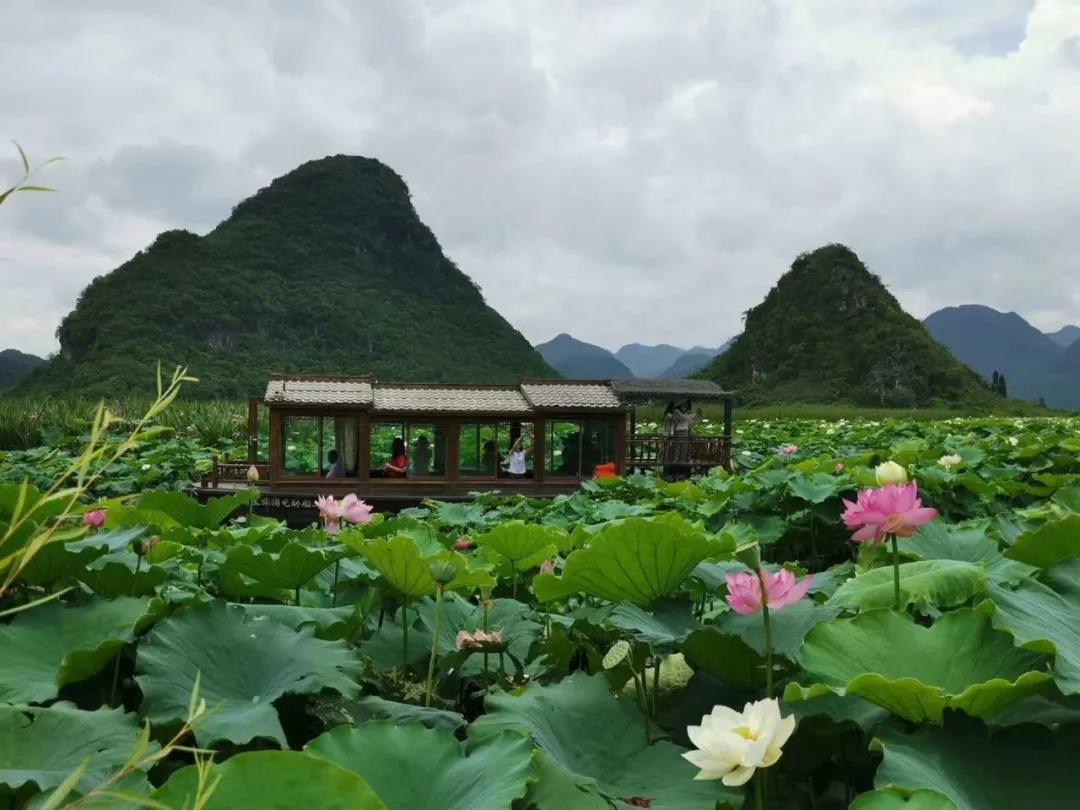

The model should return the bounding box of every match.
[384,437,408,477]
[326,449,345,478]
[411,435,432,475]
[506,435,529,478]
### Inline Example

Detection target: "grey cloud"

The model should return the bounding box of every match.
[2,0,1079,357]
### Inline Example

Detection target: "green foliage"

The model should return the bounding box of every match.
[14,156,554,399]
[701,244,998,407]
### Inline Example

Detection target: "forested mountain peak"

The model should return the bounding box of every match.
[699,244,995,407]
[19,155,553,398]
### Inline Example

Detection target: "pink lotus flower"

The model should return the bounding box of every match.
[246,464,260,483]
[833,463,845,474]
[453,536,473,551]
[82,510,106,530]
[315,495,345,535]
[777,444,799,458]
[539,559,556,575]
[725,569,812,616]
[340,494,373,524]
[455,629,504,651]
[841,482,938,544]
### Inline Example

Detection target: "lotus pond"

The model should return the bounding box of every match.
[1,414,1079,809]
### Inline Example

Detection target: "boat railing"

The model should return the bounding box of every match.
[625,433,731,473]
[209,461,270,487]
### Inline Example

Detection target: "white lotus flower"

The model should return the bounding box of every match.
[937,454,962,469]
[683,699,796,786]
[874,460,908,486]
[1007,437,1019,446]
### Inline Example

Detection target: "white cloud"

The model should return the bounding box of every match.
[1,0,1079,358]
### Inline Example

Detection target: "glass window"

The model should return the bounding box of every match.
[547,421,583,477]
[407,423,446,477]
[582,418,615,474]
[282,416,320,475]
[499,421,534,478]
[460,423,499,477]
[371,422,407,477]
[323,416,359,478]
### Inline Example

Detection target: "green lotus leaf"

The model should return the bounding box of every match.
[713,598,840,658]
[527,749,611,810]
[538,516,731,608]
[471,673,740,810]
[127,490,256,529]
[16,526,148,587]
[311,694,465,733]
[307,722,534,810]
[0,703,155,797]
[77,552,168,598]
[681,627,767,689]
[787,473,842,504]
[415,594,540,671]
[827,560,986,612]
[850,789,958,810]
[983,564,1080,694]
[786,609,1051,722]
[222,540,341,591]
[229,603,356,640]
[0,597,160,703]
[902,523,1035,586]
[872,720,1080,810]
[136,600,362,746]
[1052,486,1080,514]
[361,536,494,599]
[1005,515,1080,569]
[606,598,698,649]
[152,750,385,809]
[475,521,560,574]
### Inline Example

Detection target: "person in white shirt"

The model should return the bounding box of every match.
[507,435,529,478]
[326,449,345,478]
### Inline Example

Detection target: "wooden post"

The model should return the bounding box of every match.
[446,419,461,481]
[534,418,546,483]
[247,397,260,463]
[357,413,371,482]
[268,410,281,485]
[614,413,627,475]
[723,397,733,470]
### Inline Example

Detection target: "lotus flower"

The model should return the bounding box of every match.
[340,494,374,524]
[455,629,504,651]
[937,454,962,469]
[82,510,106,530]
[453,536,474,551]
[539,559,556,575]
[246,464,260,483]
[833,463,845,474]
[315,495,345,535]
[841,482,938,544]
[777,444,799,458]
[683,699,796,785]
[725,569,812,616]
[874,461,908,486]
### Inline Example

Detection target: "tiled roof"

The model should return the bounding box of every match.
[373,386,531,413]
[609,378,732,400]
[265,378,374,406]
[521,381,623,409]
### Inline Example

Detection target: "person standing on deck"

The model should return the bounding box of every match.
[671,400,694,477]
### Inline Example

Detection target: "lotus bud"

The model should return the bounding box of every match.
[874,460,908,486]
[82,509,107,530]
[734,543,762,572]
[246,464,260,483]
[539,559,556,575]
[453,536,473,551]
[428,561,458,586]
[134,535,162,557]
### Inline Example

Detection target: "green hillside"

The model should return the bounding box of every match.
[18,156,554,398]
[699,244,997,408]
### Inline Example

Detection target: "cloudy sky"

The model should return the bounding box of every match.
[3,0,1080,357]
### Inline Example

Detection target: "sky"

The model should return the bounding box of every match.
[3,0,1080,358]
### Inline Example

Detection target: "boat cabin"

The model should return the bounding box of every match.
[203,374,733,515]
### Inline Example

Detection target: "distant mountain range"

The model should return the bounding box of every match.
[923,305,1080,409]
[534,335,729,380]
[0,349,44,389]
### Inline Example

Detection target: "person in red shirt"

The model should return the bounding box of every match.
[384,437,408,477]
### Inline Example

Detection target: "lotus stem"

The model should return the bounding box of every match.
[651,657,660,718]
[402,595,410,669]
[632,670,651,744]
[891,534,901,611]
[757,569,774,699]
[424,586,444,707]
[294,585,301,606]
[755,769,765,810]
[482,599,490,678]
[331,559,340,607]
[130,554,142,597]
[511,569,518,600]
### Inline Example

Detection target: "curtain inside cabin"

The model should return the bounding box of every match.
[336,417,358,475]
